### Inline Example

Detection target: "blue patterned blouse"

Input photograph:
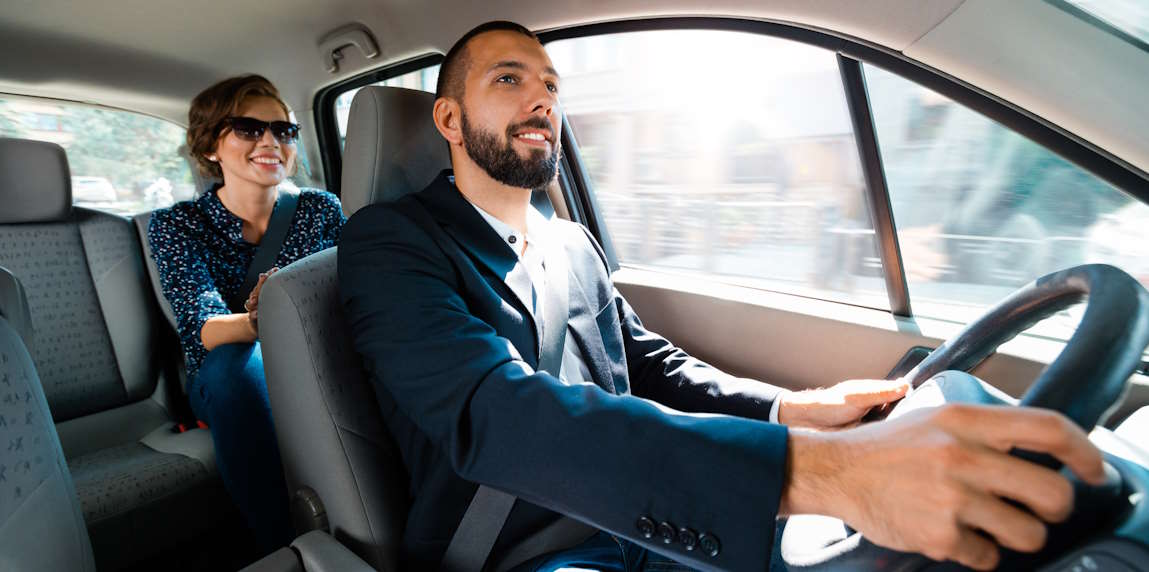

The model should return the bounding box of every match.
[148,185,345,377]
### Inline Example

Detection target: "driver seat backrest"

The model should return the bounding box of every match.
[260,86,449,571]
[0,266,97,572]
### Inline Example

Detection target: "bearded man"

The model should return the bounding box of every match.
[337,21,1103,572]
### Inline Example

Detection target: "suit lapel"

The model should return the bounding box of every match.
[417,171,618,394]
[564,250,618,394]
[417,171,540,352]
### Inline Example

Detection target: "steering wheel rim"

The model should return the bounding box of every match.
[902,264,1149,432]
[782,264,1149,571]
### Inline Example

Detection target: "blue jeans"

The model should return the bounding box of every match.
[189,342,293,552]
[509,531,698,572]
[511,522,790,572]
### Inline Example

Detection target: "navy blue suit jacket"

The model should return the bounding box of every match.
[338,171,789,570]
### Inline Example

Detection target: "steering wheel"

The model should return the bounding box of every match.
[781,264,1149,571]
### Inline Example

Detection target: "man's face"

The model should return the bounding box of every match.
[458,31,562,190]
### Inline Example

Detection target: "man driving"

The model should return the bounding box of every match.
[338,21,1105,571]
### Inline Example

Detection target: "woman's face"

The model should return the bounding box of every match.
[212,96,296,190]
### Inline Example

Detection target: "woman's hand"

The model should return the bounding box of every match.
[243,267,279,330]
[202,267,279,350]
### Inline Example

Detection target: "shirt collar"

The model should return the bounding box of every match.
[196,183,247,244]
[469,201,550,257]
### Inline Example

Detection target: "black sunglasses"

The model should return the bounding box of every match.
[219,116,300,144]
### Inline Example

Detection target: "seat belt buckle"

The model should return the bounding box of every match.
[172,420,209,433]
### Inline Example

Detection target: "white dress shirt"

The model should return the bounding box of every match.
[470,203,594,386]
[469,201,785,424]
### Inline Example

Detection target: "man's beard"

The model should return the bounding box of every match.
[461,108,561,191]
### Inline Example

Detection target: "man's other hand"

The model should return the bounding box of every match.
[778,379,910,429]
[781,404,1106,570]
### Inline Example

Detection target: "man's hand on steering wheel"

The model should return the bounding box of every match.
[780,403,1107,570]
[777,378,910,430]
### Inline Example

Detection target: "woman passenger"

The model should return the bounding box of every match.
[148,74,344,552]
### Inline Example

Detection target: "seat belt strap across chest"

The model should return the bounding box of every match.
[440,237,571,572]
[228,189,298,313]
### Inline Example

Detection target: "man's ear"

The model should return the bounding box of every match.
[433,98,463,146]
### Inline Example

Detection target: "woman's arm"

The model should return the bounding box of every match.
[201,268,279,349]
[201,312,257,349]
[148,208,247,368]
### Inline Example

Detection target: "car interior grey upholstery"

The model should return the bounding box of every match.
[1,266,372,572]
[240,531,378,572]
[260,248,409,572]
[260,86,448,572]
[132,212,179,332]
[0,137,72,224]
[0,263,33,343]
[0,137,229,570]
[0,286,97,572]
[338,86,451,215]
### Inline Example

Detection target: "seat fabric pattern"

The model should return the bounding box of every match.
[0,220,126,420]
[69,441,210,523]
[0,327,56,524]
[0,137,230,570]
[0,317,96,572]
[261,247,409,572]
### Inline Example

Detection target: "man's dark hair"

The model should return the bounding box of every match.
[435,21,540,101]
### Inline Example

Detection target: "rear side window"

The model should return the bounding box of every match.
[334,65,441,149]
[548,30,888,309]
[0,96,192,215]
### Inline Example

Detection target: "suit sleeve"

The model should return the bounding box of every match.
[339,204,789,571]
[577,226,786,422]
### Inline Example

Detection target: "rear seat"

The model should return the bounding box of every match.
[0,137,232,569]
[0,264,378,572]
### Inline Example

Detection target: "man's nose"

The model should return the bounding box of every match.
[527,81,557,116]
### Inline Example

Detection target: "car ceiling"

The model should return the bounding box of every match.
[1,0,1147,180]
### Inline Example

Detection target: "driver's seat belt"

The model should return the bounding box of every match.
[440,236,594,571]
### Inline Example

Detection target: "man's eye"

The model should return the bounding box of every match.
[546,82,559,93]
[496,75,518,84]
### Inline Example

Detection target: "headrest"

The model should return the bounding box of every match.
[0,266,33,344]
[0,138,72,224]
[340,87,450,216]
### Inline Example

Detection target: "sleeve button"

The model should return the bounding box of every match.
[678,527,698,551]
[636,516,656,539]
[657,521,676,544]
[699,532,721,558]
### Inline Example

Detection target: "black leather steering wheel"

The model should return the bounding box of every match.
[782,264,1149,571]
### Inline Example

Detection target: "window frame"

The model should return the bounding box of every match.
[312,16,1149,318]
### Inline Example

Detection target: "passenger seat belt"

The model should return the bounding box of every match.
[440,236,572,572]
[227,189,299,313]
